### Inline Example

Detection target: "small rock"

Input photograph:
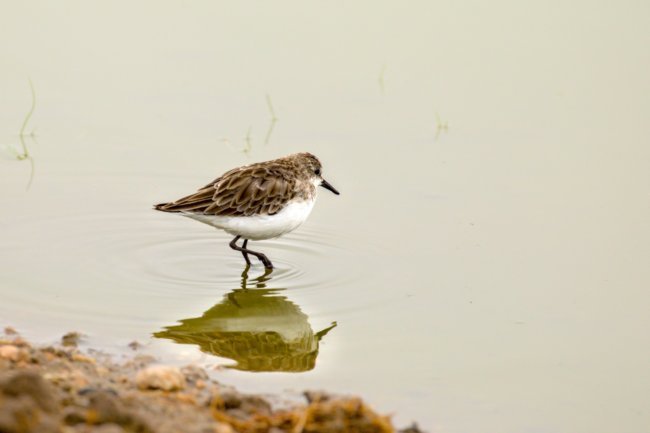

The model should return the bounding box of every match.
[117,375,130,384]
[126,354,156,369]
[181,364,209,384]
[63,406,87,425]
[43,369,90,390]
[87,391,127,424]
[175,392,197,404]
[0,370,58,413]
[0,396,60,433]
[0,345,28,362]
[127,341,142,351]
[78,387,118,397]
[72,353,96,364]
[94,424,127,433]
[62,332,82,347]
[304,390,332,404]
[10,336,30,348]
[399,423,426,433]
[4,326,17,335]
[135,365,186,391]
[214,422,237,433]
[217,391,271,416]
[79,390,153,433]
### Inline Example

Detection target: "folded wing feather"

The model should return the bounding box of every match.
[155,164,296,217]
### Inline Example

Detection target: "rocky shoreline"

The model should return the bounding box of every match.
[0,328,422,433]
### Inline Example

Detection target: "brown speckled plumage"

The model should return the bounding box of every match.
[155,153,323,217]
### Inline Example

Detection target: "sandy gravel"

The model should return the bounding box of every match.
[0,328,423,433]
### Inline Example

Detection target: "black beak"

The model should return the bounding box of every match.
[320,178,340,195]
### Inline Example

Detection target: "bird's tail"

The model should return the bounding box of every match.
[154,202,177,212]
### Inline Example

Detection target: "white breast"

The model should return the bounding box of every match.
[183,199,316,241]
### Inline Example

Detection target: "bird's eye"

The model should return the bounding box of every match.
[314,168,321,176]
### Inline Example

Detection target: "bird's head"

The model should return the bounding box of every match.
[294,152,340,195]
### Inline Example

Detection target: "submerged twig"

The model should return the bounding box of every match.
[264,120,277,146]
[264,94,278,145]
[14,78,37,190]
[19,78,36,138]
[266,94,278,122]
[21,135,36,190]
[15,78,36,159]
[243,126,252,155]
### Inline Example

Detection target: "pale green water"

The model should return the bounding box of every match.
[2,2,650,432]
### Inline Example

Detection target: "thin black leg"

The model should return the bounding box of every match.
[241,239,251,265]
[229,236,274,269]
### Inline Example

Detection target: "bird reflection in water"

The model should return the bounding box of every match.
[155,266,337,372]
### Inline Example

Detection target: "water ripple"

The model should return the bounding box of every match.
[2,208,372,335]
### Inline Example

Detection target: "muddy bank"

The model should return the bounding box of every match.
[0,328,423,433]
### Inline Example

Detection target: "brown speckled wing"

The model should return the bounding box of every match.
[156,164,297,216]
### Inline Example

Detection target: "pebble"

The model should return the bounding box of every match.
[92,425,127,433]
[72,353,96,364]
[214,422,236,433]
[181,364,209,383]
[135,365,186,391]
[0,370,58,413]
[43,370,90,389]
[0,345,28,362]
[10,336,30,347]
[61,332,82,347]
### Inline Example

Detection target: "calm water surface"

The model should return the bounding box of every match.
[2,2,650,432]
